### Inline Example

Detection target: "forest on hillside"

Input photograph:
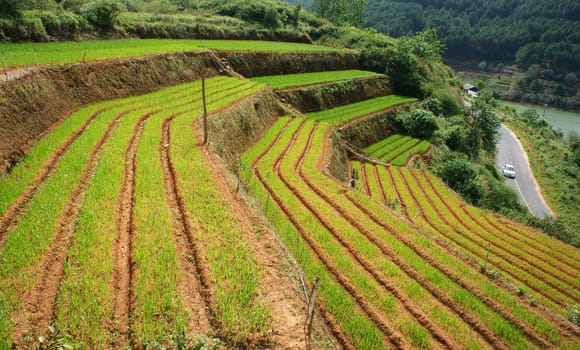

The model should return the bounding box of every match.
[286,0,580,109]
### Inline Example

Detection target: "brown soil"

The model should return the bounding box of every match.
[110,114,147,348]
[276,76,392,113]
[161,115,214,340]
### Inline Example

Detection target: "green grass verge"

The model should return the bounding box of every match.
[250,70,382,90]
[0,39,341,68]
[305,95,417,125]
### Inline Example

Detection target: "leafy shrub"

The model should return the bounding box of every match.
[81,0,124,32]
[431,155,484,205]
[395,108,438,139]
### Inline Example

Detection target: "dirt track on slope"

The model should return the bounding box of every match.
[110,114,148,348]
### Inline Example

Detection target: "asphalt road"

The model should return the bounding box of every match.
[496,125,553,218]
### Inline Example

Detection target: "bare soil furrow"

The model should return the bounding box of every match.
[406,169,578,303]
[254,121,398,349]
[498,218,580,266]
[12,110,124,347]
[482,215,580,272]
[298,130,460,349]
[250,120,359,350]
[161,115,214,334]
[360,162,372,196]
[373,166,388,203]
[385,167,410,218]
[416,170,579,287]
[0,109,104,248]
[110,114,148,348]
[393,168,569,308]
[344,194,556,349]
[272,122,405,349]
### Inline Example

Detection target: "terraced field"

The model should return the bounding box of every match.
[241,117,580,349]
[0,39,340,68]
[305,95,417,126]
[364,134,431,166]
[250,70,382,90]
[2,41,579,350]
[0,76,310,348]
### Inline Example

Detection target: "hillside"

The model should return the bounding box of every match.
[1,1,579,349]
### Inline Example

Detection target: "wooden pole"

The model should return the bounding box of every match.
[305,276,320,350]
[2,51,6,76]
[202,74,208,145]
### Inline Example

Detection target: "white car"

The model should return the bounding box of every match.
[502,164,516,178]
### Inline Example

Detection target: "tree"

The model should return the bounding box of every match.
[312,0,366,27]
[466,97,500,156]
[396,108,439,139]
[81,0,124,32]
[432,156,484,205]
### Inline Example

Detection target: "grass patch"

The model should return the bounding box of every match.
[250,70,382,90]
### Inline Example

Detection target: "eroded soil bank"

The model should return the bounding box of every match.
[0,50,359,174]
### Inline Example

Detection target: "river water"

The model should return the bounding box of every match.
[503,101,580,135]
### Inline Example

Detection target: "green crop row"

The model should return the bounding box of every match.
[344,178,569,348]
[0,82,195,215]
[410,169,579,299]
[250,69,382,90]
[427,172,580,270]
[390,140,430,166]
[241,117,551,349]
[385,166,574,312]
[363,134,402,155]
[0,39,339,68]
[376,137,417,161]
[305,95,416,125]
[302,129,546,349]
[241,118,388,349]
[0,75,276,347]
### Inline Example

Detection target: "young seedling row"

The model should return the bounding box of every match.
[241,117,579,349]
[365,134,431,166]
[0,76,293,348]
[250,69,382,90]
[305,95,417,126]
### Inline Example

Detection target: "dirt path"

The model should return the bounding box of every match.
[161,114,214,338]
[193,121,314,349]
[109,114,147,348]
[12,109,124,347]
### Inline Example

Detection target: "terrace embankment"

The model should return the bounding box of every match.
[276,76,392,113]
[0,50,359,175]
[339,105,413,149]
